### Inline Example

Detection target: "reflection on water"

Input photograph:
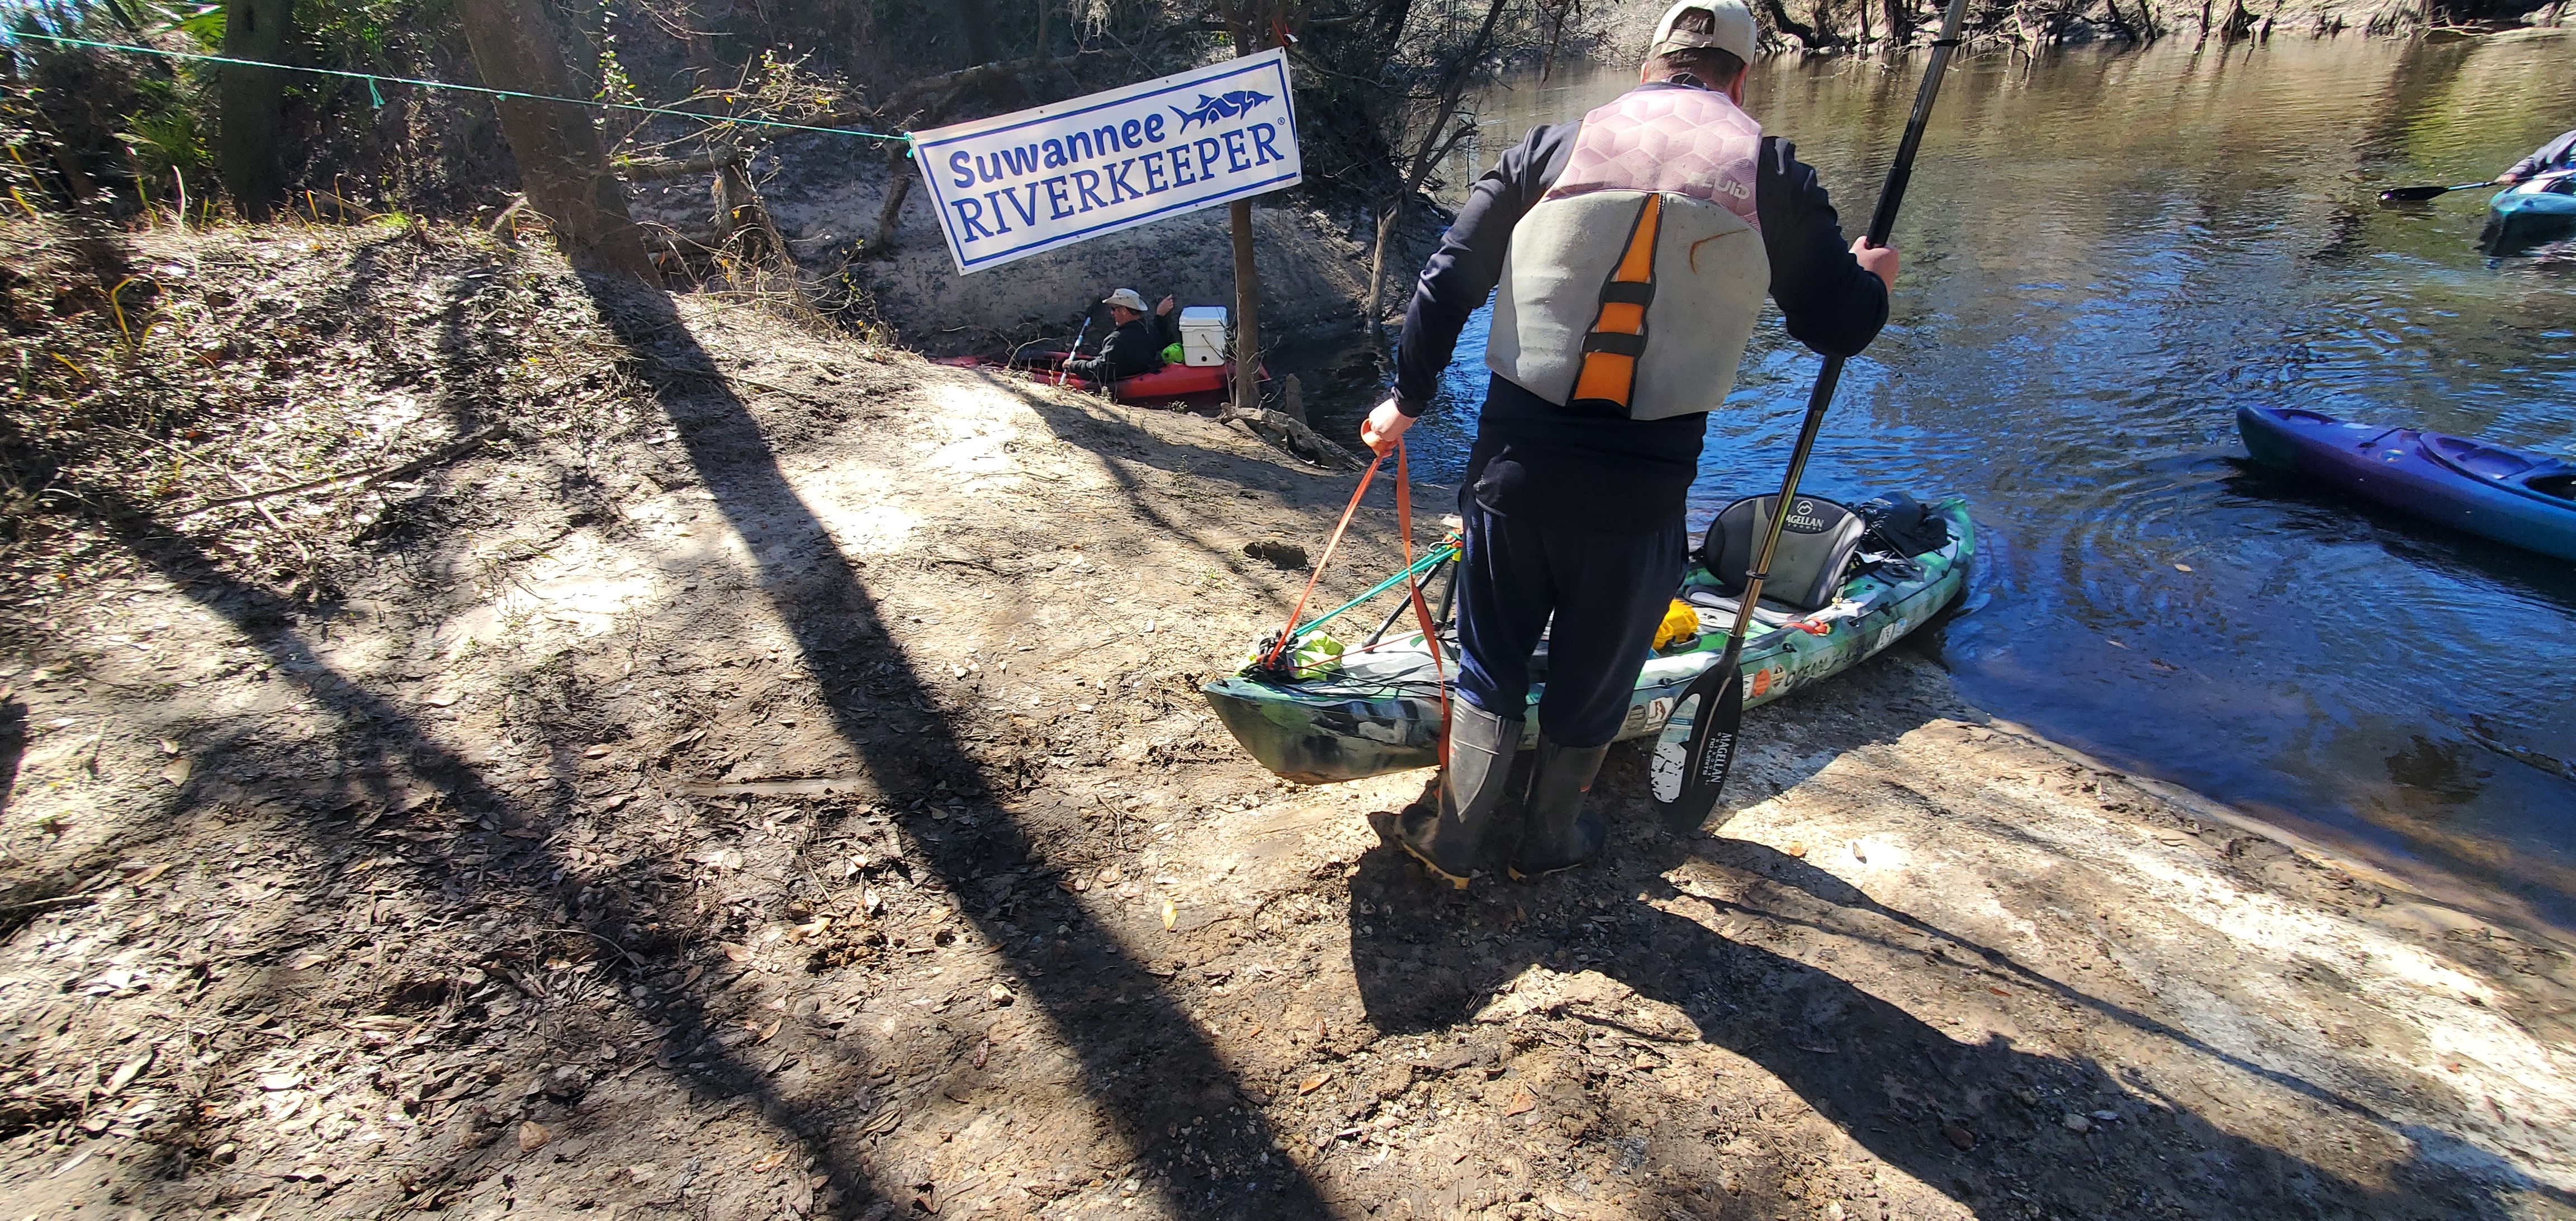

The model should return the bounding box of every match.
[1296,33,2576,927]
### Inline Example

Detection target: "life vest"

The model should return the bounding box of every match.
[1485,86,1770,422]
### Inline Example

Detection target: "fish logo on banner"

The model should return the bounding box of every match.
[911,49,1303,275]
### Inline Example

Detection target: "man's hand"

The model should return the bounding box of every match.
[1156,295,1177,316]
[1361,397,1414,457]
[1852,236,1898,293]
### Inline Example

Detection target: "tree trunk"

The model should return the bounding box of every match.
[864,144,915,258]
[1364,195,1403,337]
[216,0,291,221]
[1760,0,1826,48]
[957,0,1000,67]
[455,0,653,278]
[1883,0,1912,44]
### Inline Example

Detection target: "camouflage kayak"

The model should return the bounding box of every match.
[1204,497,1976,784]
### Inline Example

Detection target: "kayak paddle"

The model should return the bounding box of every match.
[2378,181,2499,204]
[1649,0,1974,834]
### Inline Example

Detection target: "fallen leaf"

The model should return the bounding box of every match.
[157,738,179,755]
[1504,1087,1536,1116]
[1298,1073,1328,1096]
[1783,841,1807,858]
[1988,986,2009,997]
[127,862,171,886]
[682,964,706,987]
[258,1073,304,1091]
[2174,562,2193,573]
[972,1040,990,1069]
[422,689,461,707]
[1161,898,1177,931]
[106,1048,153,1094]
[291,950,332,971]
[1942,1122,1974,1151]
[584,744,613,758]
[160,756,192,786]
[518,1120,550,1152]
[757,1018,783,1044]
[721,943,751,963]
[750,1151,789,1172]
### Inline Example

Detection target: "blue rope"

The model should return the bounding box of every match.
[3,30,911,144]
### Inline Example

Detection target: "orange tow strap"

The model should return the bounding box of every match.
[1258,439,1453,766]
[1393,442,1453,766]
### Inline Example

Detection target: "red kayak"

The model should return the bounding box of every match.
[936,353,1256,405]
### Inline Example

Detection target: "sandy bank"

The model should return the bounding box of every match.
[1,222,2569,1220]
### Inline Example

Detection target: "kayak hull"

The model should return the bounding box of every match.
[2237,406,2576,562]
[1204,499,1976,784]
[938,354,1249,405]
[2482,179,2576,253]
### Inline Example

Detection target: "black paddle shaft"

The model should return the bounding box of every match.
[1664,0,1977,827]
[2378,181,2498,204]
[1716,0,1972,649]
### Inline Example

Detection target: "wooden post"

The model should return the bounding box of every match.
[455,0,654,278]
[216,0,291,221]
[1228,4,1268,417]
[1230,198,1262,416]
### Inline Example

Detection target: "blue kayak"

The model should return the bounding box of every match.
[2238,406,2576,562]
[2482,174,2576,254]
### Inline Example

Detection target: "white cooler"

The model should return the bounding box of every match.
[1178,306,1229,367]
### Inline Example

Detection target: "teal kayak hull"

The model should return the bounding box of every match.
[1204,498,1976,784]
[2483,177,2576,254]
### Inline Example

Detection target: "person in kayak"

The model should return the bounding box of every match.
[1063,288,1179,384]
[2501,129,2576,184]
[1357,0,1897,887]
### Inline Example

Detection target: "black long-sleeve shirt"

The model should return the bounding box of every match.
[2508,128,2576,182]
[1066,311,1178,384]
[1393,82,1891,532]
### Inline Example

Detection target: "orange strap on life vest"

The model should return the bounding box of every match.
[1566,193,1663,416]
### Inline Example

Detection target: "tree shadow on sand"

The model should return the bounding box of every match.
[1344,739,2569,1220]
[21,267,1343,1217]
[571,276,1339,1219]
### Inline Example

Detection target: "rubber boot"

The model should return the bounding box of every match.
[1509,737,1611,881]
[1393,701,1522,889]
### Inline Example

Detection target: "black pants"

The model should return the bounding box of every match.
[1452,493,1687,749]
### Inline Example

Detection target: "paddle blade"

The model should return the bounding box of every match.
[1650,650,1747,834]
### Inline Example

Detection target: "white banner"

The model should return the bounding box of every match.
[910,49,1303,275]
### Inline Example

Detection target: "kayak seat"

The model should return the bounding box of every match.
[1697,494,1868,613]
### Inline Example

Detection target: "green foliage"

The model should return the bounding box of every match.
[299,0,456,75]
[143,2,228,50]
[118,94,207,181]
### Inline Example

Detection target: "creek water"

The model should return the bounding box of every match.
[1286,32,2576,928]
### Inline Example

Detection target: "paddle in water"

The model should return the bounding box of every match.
[1650,0,1975,832]
[2378,181,2501,204]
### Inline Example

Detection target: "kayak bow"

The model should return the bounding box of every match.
[2238,406,2576,562]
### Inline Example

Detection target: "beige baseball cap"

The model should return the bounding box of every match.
[1650,0,1758,65]
[1102,288,1148,311]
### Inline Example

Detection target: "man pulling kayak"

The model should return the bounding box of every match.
[1063,288,1179,384]
[1358,0,1897,887]
[2501,127,2576,185]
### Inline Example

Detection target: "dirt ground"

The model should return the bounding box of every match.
[2,221,2573,1221]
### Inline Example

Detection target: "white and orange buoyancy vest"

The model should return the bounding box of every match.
[1485,86,1770,422]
